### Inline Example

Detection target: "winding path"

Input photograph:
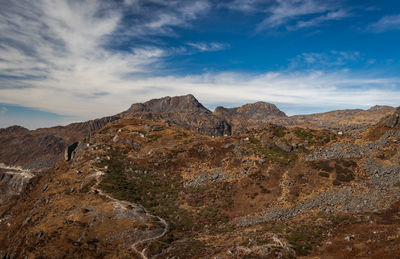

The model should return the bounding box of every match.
[90,170,169,259]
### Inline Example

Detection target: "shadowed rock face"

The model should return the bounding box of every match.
[64,142,79,161]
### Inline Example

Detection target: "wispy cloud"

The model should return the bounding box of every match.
[0,106,7,114]
[368,14,400,32]
[290,9,350,30]
[220,0,266,13]
[115,0,211,38]
[130,71,400,112]
[0,0,208,117]
[256,0,349,31]
[289,51,362,69]
[186,42,229,52]
[0,0,399,127]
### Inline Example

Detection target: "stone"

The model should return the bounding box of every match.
[224,143,234,149]
[385,108,400,128]
[64,142,79,161]
[112,135,119,143]
[151,125,163,131]
[275,141,292,152]
[133,142,142,149]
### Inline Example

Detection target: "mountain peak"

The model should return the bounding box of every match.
[214,101,286,120]
[0,125,29,134]
[128,94,208,114]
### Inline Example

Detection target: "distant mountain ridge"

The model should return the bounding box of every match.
[0,94,396,169]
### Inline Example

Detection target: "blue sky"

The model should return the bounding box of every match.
[1,0,400,129]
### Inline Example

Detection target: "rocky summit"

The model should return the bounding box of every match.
[121,94,232,137]
[0,95,400,258]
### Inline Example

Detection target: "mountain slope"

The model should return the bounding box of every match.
[1,106,400,258]
[0,95,394,172]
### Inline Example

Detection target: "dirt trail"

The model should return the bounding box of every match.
[0,163,31,173]
[90,170,168,259]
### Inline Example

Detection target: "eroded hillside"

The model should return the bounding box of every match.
[1,107,400,258]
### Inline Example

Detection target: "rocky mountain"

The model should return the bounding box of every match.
[214,102,287,134]
[0,94,233,170]
[0,116,121,169]
[121,94,231,137]
[1,105,400,258]
[270,105,396,134]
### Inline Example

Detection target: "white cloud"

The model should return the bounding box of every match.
[256,0,349,31]
[291,9,350,30]
[368,14,400,32]
[186,42,229,52]
[0,106,7,114]
[221,0,266,13]
[289,51,362,69]
[0,0,399,127]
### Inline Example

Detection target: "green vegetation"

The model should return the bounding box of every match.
[199,205,229,225]
[295,128,333,145]
[316,213,357,225]
[249,141,298,165]
[286,225,319,256]
[249,137,261,144]
[98,148,194,238]
[273,126,286,138]
[98,148,230,246]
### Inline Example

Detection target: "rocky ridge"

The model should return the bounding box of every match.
[0,95,393,171]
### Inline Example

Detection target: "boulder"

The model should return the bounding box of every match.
[385,108,400,128]
[275,141,292,152]
[64,142,79,161]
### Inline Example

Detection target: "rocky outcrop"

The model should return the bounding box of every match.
[64,142,79,161]
[215,102,286,120]
[214,102,286,133]
[385,107,400,128]
[122,94,232,136]
[184,168,229,187]
[0,166,35,204]
[0,171,34,193]
[126,94,206,113]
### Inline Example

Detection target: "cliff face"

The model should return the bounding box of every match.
[0,166,35,204]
